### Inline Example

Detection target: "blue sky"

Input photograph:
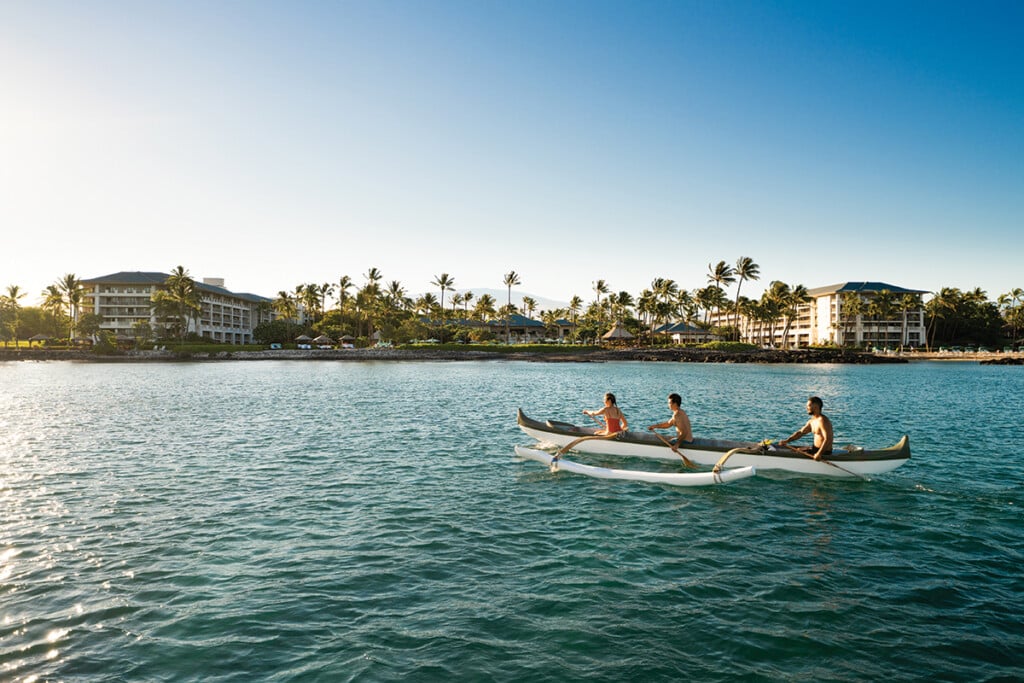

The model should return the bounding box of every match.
[2,0,1022,307]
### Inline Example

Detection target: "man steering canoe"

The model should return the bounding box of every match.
[780,396,834,460]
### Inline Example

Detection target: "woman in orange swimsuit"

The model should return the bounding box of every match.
[584,392,628,435]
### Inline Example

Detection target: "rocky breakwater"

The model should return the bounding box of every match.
[547,347,909,364]
[980,356,1024,365]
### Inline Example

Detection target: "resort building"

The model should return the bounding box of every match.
[80,272,274,344]
[707,281,928,349]
[434,313,576,342]
[654,322,721,344]
[489,313,575,342]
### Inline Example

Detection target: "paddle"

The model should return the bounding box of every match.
[648,430,697,469]
[779,442,867,480]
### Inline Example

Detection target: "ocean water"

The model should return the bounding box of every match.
[1,359,1021,682]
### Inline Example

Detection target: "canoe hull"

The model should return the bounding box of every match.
[517,409,910,478]
[514,446,755,486]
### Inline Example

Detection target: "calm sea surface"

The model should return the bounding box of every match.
[1,359,1022,682]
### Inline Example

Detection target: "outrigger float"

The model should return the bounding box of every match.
[514,445,756,486]
[517,409,910,479]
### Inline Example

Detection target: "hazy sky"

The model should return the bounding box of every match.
[3,0,1022,307]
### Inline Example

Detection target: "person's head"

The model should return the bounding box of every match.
[604,392,617,406]
[806,396,823,414]
[668,393,682,408]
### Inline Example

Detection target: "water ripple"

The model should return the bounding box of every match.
[1,360,1022,680]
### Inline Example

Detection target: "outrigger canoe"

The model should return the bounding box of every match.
[518,409,910,478]
[515,446,756,486]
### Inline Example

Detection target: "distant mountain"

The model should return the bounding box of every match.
[461,288,569,314]
[414,288,569,314]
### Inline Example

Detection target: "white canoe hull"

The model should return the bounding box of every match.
[515,446,756,486]
[518,409,910,478]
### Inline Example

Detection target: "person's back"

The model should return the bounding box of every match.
[604,406,625,433]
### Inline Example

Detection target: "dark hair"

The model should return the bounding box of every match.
[668,393,682,407]
[604,392,617,405]
[809,396,823,409]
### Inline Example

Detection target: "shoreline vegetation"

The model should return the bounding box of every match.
[3,345,1022,365]
[4,264,1023,357]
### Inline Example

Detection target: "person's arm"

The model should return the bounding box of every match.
[647,419,671,431]
[619,411,628,430]
[780,421,810,445]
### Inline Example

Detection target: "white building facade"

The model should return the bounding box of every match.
[712,281,927,349]
[81,272,274,344]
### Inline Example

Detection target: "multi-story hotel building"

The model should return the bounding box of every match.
[710,281,928,349]
[80,272,274,344]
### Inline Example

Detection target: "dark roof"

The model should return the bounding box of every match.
[485,315,544,327]
[807,282,927,297]
[81,271,271,302]
[655,322,706,334]
[81,271,168,285]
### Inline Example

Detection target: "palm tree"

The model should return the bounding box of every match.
[364,267,383,287]
[899,293,923,350]
[926,288,956,350]
[779,284,811,348]
[568,295,583,341]
[610,291,634,323]
[541,310,562,341]
[648,278,679,336]
[637,289,657,334]
[522,296,537,319]
[42,284,65,337]
[591,279,610,326]
[503,270,521,344]
[451,293,465,317]
[462,290,474,315]
[155,266,201,341]
[706,261,736,325]
[415,293,439,317]
[2,285,26,348]
[336,275,354,311]
[431,273,455,342]
[732,257,760,340]
[867,289,897,349]
[997,288,1024,346]
[696,286,728,328]
[760,281,790,347]
[57,273,83,340]
[318,283,335,321]
[473,293,496,321]
[273,291,298,322]
[357,273,383,339]
[840,291,864,347]
[675,290,697,325]
[299,284,320,324]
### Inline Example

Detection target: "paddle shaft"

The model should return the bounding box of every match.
[649,430,697,469]
[781,442,866,479]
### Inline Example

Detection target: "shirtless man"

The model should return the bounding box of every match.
[647,393,693,451]
[780,396,834,460]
